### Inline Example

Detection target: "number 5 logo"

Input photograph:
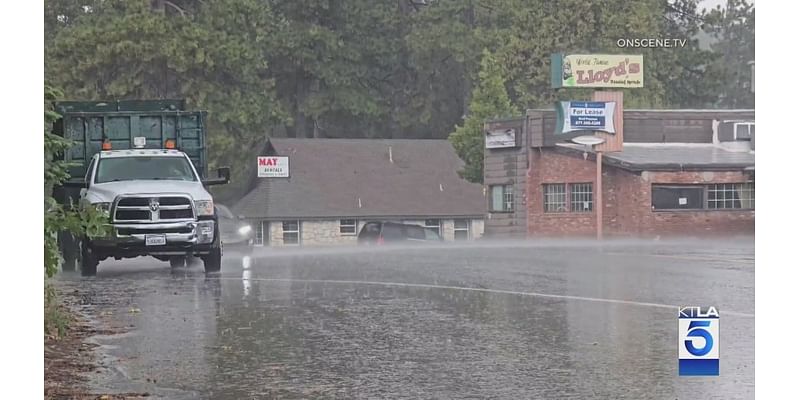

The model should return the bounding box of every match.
[685,320,714,356]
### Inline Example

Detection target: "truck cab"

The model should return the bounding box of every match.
[72,142,229,275]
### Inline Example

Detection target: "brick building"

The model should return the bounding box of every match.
[484,109,755,238]
[234,138,485,246]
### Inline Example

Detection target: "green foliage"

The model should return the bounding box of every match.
[45,283,72,338]
[449,50,518,183]
[44,0,754,193]
[46,0,287,199]
[44,85,111,278]
[704,0,755,108]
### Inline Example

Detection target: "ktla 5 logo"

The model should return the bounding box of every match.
[678,306,719,376]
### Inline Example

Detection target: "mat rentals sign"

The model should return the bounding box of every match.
[257,156,289,178]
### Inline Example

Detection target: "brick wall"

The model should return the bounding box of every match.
[527,149,598,237]
[526,149,755,238]
[612,170,755,237]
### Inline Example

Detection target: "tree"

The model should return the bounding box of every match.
[45,0,287,202]
[704,0,755,108]
[449,49,518,183]
[44,86,108,278]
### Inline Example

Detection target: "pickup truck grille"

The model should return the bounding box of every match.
[113,195,194,223]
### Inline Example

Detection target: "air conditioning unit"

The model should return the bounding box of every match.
[733,122,755,141]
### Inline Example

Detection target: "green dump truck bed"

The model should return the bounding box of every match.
[53,99,209,180]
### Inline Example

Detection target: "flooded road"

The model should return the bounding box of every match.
[57,239,755,399]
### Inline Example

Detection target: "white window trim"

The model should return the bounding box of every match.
[339,219,358,236]
[454,219,470,240]
[254,220,268,247]
[282,220,301,246]
[424,219,442,236]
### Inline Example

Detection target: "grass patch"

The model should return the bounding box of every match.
[45,283,72,339]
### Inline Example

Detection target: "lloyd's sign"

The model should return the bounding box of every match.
[551,53,643,88]
[555,101,616,134]
[257,156,289,178]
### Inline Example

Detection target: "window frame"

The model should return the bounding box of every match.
[454,219,470,240]
[543,183,568,213]
[282,220,300,245]
[489,184,515,212]
[254,220,268,246]
[340,219,358,235]
[569,182,594,213]
[651,182,755,212]
[424,219,442,236]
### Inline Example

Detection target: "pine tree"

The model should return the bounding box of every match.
[449,49,518,183]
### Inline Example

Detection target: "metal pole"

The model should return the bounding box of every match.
[596,150,603,240]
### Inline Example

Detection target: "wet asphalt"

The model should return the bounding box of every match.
[56,238,755,399]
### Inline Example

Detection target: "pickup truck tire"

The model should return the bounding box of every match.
[202,226,222,273]
[169,257,186,268]
[60,232,78,272]
[80,239,99,277]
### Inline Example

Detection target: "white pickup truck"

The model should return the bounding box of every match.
[68,142,230,275]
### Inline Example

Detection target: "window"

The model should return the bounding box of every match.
[85,157,96,184]
[282,220,300,245]
[570,183,593,212]
[544,184,568,213]
[424,219,441,236]
[95,156,197,183]
[490,185,514,212]
[707,182,755,209]
[652,183,756,211]
[254,221,267,246]
[454,219,470,240]
[340,219,357,235]
[652,186,704,210]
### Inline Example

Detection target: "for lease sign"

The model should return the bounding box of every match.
[257,156,289,178]
[555,101,616,134]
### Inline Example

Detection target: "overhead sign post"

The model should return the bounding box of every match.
[550,53,643,241]
[257,156,289,178]
[551,53,643,89]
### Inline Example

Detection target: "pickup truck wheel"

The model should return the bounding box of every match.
[60,232,78,272]
[169,257,186,268]
[203,247,222,272]
[80,239,99,277]
[202,225,222,273]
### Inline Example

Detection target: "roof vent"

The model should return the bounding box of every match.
[439,183,444,191]
[358,198,362,208]
[389,146,394,163]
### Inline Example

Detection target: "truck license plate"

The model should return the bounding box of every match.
[145,234,167,246]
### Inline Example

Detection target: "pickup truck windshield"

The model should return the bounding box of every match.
[95,156,198,183]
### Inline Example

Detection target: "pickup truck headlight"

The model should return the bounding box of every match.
[238,225,252,236]
[195,200,214,216]
[93,202,111,214]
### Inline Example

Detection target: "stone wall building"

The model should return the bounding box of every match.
[234,138,486,246]
[484,109,755,238]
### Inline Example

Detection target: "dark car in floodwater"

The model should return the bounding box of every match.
[357,221,442,245]
[216,204,254,252]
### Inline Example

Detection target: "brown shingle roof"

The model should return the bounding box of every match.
[233,138,486,219]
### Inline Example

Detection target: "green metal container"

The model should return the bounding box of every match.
[53,99,209,180]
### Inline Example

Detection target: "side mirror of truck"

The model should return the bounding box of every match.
[202,167,231,186]
[62,180,88,188]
